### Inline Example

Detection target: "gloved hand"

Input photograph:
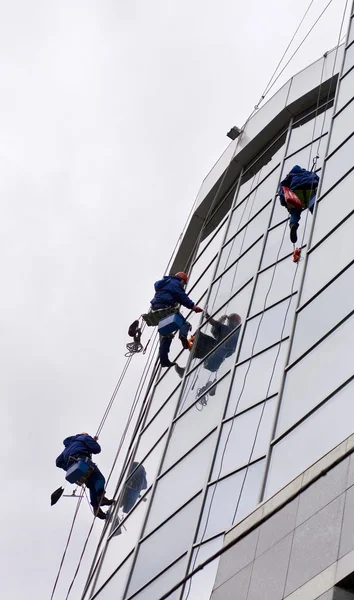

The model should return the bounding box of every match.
[193,306,203,313]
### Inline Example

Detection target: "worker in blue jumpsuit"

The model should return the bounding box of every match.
[150,271,203,368]
[278,165,319,243]
[56,432,114,520]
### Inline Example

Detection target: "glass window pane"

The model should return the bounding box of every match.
[276,313,354,437]
[265,379,354,499]
[336,69,354,112]
[217,204,270,276]
[226,342,287,417]
[145,434,216,534]
[91,553,133,600]
[301,212,354,305]
[251,256,305,316]
[129,555,187,600]
[182,537,223,600]
[283,137,326,174]
[212,398,276,478]
[208,239,262,313]
[140,393,178,455]
[204,280,252,330]
[186,260,216,307]
[177,368,232,418]
[343,42,354,75]
[262,214,311,269]
[126,495,202,597]
[94,493,151,591]
[328,98,354,154]
[197,459,265,541]
[194,219,227,264]
[163,374,230,470]
[228,168,280,241]
[292,263,354,361]
[321,133,354,193]
[197,217,228,260]
[311,168,354,248]
[348,17,354,45]
[239,295,296,361]
[288,106,333,155]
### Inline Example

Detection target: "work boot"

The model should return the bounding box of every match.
[179,335,190,350]
[209,385,217,397]
[290,224,298,244]
[100,496,115,507]
[94,507,107,520]
[175,364,185,378]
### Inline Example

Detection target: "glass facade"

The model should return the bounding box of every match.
[84,39,353,600]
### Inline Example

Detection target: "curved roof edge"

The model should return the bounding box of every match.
[171,45,344,275]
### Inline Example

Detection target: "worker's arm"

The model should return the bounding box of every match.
[170,280,196,309]
[56,452,66,469]
[82,435,101,455]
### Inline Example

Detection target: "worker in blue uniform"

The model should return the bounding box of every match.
[150,271,203,368]
[56,432,114,520]
[278,165,319,243]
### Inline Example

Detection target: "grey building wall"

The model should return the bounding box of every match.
[82,17,354,600]
[211,436,354,600]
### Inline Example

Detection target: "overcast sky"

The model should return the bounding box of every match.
[0,1,349,598]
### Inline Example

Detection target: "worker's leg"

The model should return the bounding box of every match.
[178,319,192,349]
[86,464,106,508]
[159,334,174,367]
[289,208,302,243]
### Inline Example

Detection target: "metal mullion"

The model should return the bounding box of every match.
[178,118,293,600]
[258,34,353,503]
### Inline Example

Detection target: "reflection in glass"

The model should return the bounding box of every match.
[163,374,230,471]
[91,553,133,600]
[292,263,354,361]
[336,69,354,112]
[329,98,354,154]
[146,434,216,534]
[276,313,354,437]
[251,253,304,315]
[287,104,333,155]
[177,370,232,419]
[265,379,354,499]
[311,167,354,248]
[301,212,354,305]
[226,342,287,417]
[197,459,265,541]
[321,134,354,193]
[126,495,202,597]
[128,554,186,600]
[209,239,262,313]
[182,537,223,600]
[212,398,276,477]
[239,295,296,360]
[140,392,178,456]
[201,281,252,335]
[217,204,271,276]
[94,494,150,591]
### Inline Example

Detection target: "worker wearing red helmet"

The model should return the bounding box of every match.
[150,271,203,368]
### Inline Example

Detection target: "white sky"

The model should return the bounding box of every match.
[0,1,350,599]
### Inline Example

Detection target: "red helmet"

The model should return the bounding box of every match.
[175,272,188,283]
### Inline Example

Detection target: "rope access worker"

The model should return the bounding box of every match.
[56,432,114,520]
[278,165,319,243]
[150,271,203,369]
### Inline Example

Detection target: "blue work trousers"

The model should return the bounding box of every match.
[159,319,191,367]
[86,462,106,508]
[289,192,316,227]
